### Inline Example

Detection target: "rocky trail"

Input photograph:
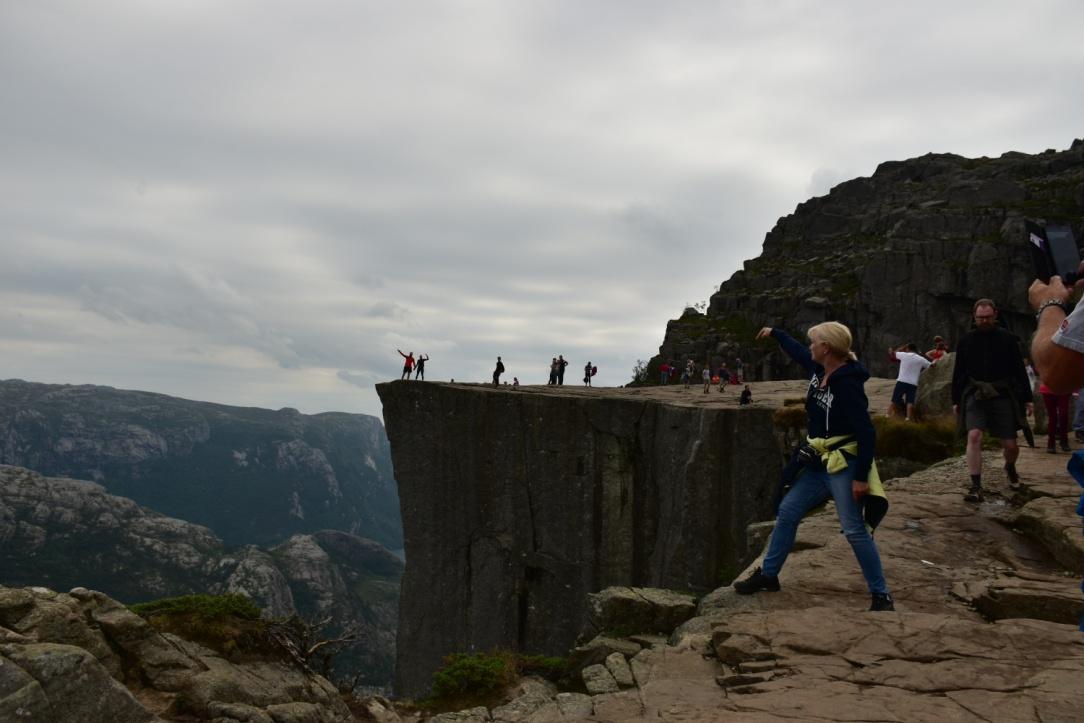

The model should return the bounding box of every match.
[576,446,1084,722]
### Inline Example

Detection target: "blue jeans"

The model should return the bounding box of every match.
[762,457,888,594]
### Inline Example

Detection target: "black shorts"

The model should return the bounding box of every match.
[964,395,1018,439]
[891,381,917,406]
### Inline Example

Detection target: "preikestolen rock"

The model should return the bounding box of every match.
[585,587,697,637]
[581,663,620,695]
[490,692,558,722]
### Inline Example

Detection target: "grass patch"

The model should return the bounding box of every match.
[872,415,958,463]
[423,650,568,713]
[130,593,274,660]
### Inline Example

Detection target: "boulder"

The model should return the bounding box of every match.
[584,586,697,638]
[914,353,955,420]
[0,642,161,722]
[603,652,634,688]
[581,664,619,695]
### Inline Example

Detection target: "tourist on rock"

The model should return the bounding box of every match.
[702,365,711,393]
[584,361,593,387]
[493,356,505,387]
[926,336,949,363]
[735,357,744,383]
[718,362,730,391]
[556,355,568,385]
[888,343,931,421]
[735,322,894,612]
[548,357,558,385]
[682,360,694,389]
[512,377,519,388]
[397,349,415,380]
[1039,381,1072,453]
[740,385,752,405]
[659,362,670,385]
[951,299,1034,502]
[413,353,429,380]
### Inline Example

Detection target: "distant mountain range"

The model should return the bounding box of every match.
[0,463,401,686]
[0,378,402,550]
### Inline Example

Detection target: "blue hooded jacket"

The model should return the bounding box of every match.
[771,329,876,481]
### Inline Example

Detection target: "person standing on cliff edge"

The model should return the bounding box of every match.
[493,356,505,387]
[734,322,894,612]
[397,349,415,380]
[951,299,1033,502]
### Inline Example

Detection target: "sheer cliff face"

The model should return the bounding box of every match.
[377,381,779,697]
[652,140,1084,382]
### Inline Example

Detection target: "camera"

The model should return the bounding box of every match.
[1027,221,1080,284]
[795,444,821,467]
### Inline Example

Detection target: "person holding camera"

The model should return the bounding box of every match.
[1029,260,1084,394]
[734,322,893,611]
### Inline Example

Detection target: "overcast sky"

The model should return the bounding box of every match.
[3,1,1083,419]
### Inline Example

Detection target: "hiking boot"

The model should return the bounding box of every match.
[869,592,895,612]
[964,485,984,503]
[1004,464,1020,486]
[733,567,780,595]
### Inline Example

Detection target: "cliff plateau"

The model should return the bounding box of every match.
[377,381,780,697]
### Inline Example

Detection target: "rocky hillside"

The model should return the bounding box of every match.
[0,464,401,688]
[651,139,1084,381]
[377,380,780,698]
[0,585,355,721]
[0,378,401,550]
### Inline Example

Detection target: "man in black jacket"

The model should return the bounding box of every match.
[951,299,1034,501]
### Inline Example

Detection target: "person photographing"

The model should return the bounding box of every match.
[734,322,893,611]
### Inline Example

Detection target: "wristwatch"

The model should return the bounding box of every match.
[1035,298,1068,321]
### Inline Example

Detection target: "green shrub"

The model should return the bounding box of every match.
[518,654,567,679]
[872,415,958,463]
[130,593,261,620]
[773,405,807,430]
[130,593,270,659]
[430,651,515,701]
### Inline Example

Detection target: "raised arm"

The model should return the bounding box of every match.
[756,326,816,375]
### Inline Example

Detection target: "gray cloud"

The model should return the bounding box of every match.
[2,1,1083,417]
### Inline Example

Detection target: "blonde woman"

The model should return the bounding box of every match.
[734,322,894,611]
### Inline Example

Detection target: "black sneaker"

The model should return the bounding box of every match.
[1004,464,1020,486]
[963,485,984,503]
[733,567,780,595]
[869,593,895,611]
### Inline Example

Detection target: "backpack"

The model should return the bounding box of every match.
[591,366,597,376]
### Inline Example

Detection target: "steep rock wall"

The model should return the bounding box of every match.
[650,140,1084,382]
[377,382,779,697]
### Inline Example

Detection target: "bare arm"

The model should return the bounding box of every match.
[1029,262,1084,393]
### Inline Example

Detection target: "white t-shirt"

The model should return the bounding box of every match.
[895,351,931,386]
[1053,303,1084,354]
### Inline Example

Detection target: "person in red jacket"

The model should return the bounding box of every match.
[397,349,415,380]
